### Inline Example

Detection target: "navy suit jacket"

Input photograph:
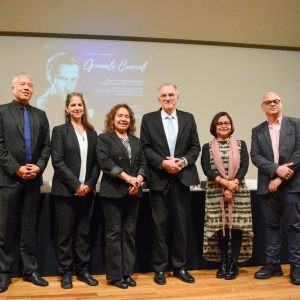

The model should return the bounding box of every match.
[251,115,300,195]
[140,108,200,190]
[0,100,50,187]
[97,132,148,198]
[51,123,100,197]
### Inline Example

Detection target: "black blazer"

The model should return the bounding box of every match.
[0,101,50,187]
[97,132,148,198]
[140,108,200,190]
[251,115,300,194]
[51,123,100,198]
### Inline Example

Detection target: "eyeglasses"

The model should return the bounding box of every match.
[159,93,177,99]
[216,121,231,127]
[262,99,281,106]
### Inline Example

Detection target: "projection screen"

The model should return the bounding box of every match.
[1,35,300,184]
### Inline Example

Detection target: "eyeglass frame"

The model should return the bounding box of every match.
[216,121,231,127]
[158,93,178,99]
[262,99,281,106]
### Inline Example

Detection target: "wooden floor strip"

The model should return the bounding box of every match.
[0,265,299,300]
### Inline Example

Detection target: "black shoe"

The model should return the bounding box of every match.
[173,269,195,283]
[78,272,98,286]
[123,275,136,287]
[23,271,49,286]
[61,275,72,289]
[0,276,11,293]
[254,264,283,279]
[290,264,300,285]
[225,259,239,280]
[154,272,166,285]
[110,279,128,289]
[216,257,228,279]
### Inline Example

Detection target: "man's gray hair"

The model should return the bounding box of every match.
[157,83,179,96]
[12,73,34,87]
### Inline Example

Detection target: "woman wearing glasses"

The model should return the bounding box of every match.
[51,92,100,289]
[201,111,253,280]
[97,104,147,289]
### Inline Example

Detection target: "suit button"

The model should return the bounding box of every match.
[119,157,122,160]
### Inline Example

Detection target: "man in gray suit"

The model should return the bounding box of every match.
[141,83,200,285]
[0,73,51,292]
[251,92,300,285]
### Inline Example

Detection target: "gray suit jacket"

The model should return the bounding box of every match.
[51,123,100,197]
[0,100,50,187]
[250,115,300,194]
[97,132,148,198]
[140,108,200,190]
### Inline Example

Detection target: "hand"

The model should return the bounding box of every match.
[162,157,181,174]
[227,180,238,192]
[75,184,88,196]
[167,157,182,167]
[81,184,91,196]
[223,189,233,202]
[268,177,283,192]
[233,178,240,185]
[128,176,143,195]
[275,163,294,180]
[16,164,41,180]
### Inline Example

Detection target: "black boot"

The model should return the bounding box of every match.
[225,258,239,280]
[216,257,228,278]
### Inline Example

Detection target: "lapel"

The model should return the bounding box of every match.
[279,116,288,148]
[86,129,93,161]
[66,122,81,156]
[8,101,23,137]
[261,121,273,151]
[154,109,169,149]
[128,134,137,168]
[176,109,185,144]
[111,132,130,161]
[30,104,40,151]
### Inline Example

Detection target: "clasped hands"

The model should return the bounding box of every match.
[269,162,294,192]
[75,184,91,196]
[161,157,183,174]
[223,179,239,202]
[128,175,143,195]
[16,164,41,180]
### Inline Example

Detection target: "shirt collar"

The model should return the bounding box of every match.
[13,99,30,110]
[161,109,177,120]
[267,115,282,126]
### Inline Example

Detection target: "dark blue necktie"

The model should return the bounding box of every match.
[23,106,32,163]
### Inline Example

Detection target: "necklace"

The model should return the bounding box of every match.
[116,132,128,138]
[72,123,83,130]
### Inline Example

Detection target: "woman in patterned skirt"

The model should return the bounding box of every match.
[201,111,253,280]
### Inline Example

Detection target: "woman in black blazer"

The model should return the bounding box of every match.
[51,92,100,289]
[97,103,147,289]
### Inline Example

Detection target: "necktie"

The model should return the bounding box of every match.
[23,106,32,163]
[167,115,176,157]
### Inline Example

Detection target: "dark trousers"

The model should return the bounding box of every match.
[0,184,40,277]
[260,190,300,265]
[217,228,243,260]
[101,196,140,280]
[150,177,190,272]
[54,195,94,276]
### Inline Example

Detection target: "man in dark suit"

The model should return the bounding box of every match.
[140,83,200,285]
[251,92,300,285]
[0,73,51,292]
